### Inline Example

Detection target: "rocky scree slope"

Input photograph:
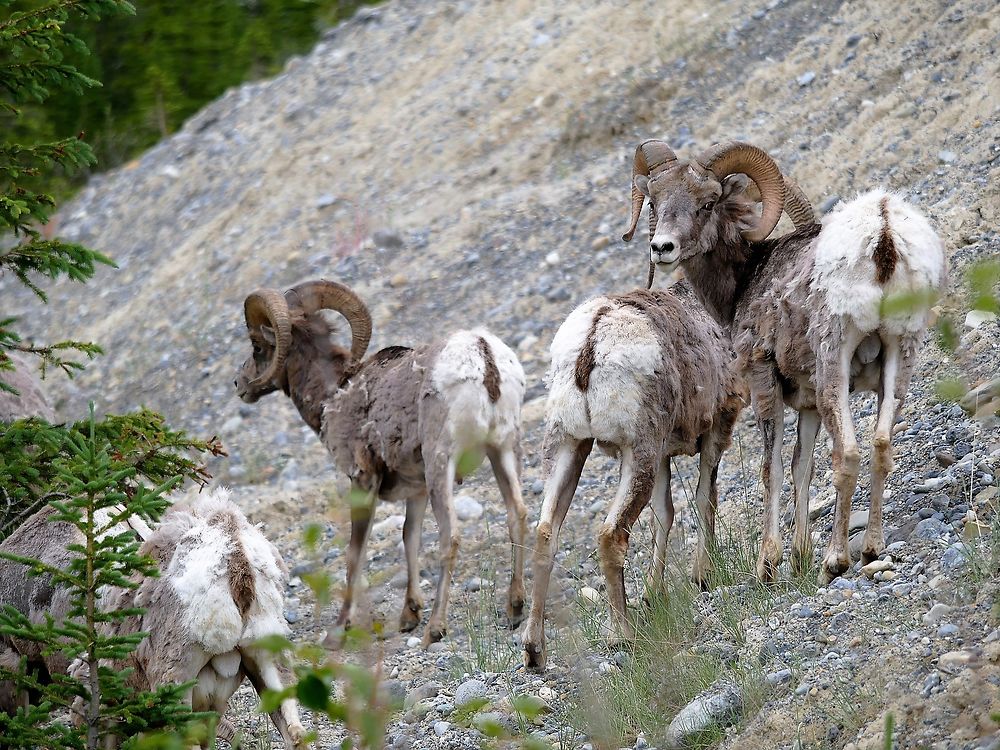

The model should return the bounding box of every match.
[4,0,1000,748]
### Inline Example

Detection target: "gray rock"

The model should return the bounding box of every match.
[283,609,299,624]
[315,193,338,208]
[463,577,485,593]
[938,150,957,164]
[663,681,742,749]
[381,679,407,709]
[941,542,969,571]
[766,668,793,686]
[938,623,959,638]
[372,228,404,249]
[454,494,484,521]
[913,517,949,540]
[531,479,545,495]
[433,721,450,736]
[797,71,816,87]
[455,678,489,708]
[404,681,442,710]
[818,195,841,214]
[923,603,953,624]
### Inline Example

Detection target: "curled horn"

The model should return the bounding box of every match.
[244,289,292,387]
[286,279,372,362]
[697,141,785,242]
[622,139,677,242]
[782,176,817,228]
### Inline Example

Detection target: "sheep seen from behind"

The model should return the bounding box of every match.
[234,280,527,646]
[522,284,745,670]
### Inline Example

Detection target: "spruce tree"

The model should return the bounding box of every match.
[0,2,221,746]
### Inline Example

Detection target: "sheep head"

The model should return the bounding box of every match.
[234,279,373,404]
[622,140,794,286]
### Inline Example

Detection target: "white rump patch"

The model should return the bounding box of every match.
[158,487,290,654]
[812,188,947,334]
[547,297,662,444]
[432,329,526,449]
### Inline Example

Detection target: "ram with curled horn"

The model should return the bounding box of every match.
[235,278,528,646]
[622,137,946,585]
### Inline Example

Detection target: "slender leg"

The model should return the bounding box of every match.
[486,441,529,628]
[400,495,427,632]
[523,437,593,670]
[598,445,658,647]
[790,409,822,574]
[324,483,377,647]
[753,367,786,583]
[862,334,904,564]
[691,454,721,589]
[645,457,673,599]
[242,649,308,750]
[818,325,864,584]
[424,457,458,645]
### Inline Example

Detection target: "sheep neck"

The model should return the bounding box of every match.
[679,239,753,327]
[283,344,347,435]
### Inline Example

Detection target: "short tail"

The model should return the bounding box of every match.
[476,336,501,402]
[873,195,898,284]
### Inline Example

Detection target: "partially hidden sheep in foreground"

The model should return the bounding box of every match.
[234,279,527,646]
[624,139,947,583]
[522,284,746,670]
[0,487,307,749]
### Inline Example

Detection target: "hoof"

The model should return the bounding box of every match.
[523,641,547,671]
[399,600,422,633]
[755,555,780,584]
[818,554,851,585]
[507,599,525,630]
[422,624,447,647]
[860,536,885,566]
[790,545,814,577]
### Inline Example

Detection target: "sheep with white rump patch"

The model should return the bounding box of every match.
[522,284,746,669]
[234,279,527,646]
[623,139,947,583]
[0,488,307,748]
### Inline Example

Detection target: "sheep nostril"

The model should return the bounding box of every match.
[652,241,675,255]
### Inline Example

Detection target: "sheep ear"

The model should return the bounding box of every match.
[634,174,651,197]
[260,325,277,346]
[721,173,751,200]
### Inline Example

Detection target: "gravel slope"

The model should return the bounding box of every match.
[4,0,1000,748]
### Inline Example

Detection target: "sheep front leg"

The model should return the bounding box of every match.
[399,495,427,633]
[324,482,378,649]
[242,649,308,750]
[818,325,864,584]
[424,456,458,646]
[645,457,673,599]
[691,455,720,590]
[486,441,529,628]
[753,369,786,583]
[598,445,658,647]
[790,409,821,575]
[523,436,593,670]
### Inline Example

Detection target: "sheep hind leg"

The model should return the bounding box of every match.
[424,456,459,646]
[818,325,864,584]
[790,409,821,576]
[598,445,658,648]
[645,457,673,601]
[523,437,593,670]
[399,495,427,633]
[862,334,905,565]
[241,649,308,750]
[486,442,529,628]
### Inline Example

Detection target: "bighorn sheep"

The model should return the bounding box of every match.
[0,488,307,749]
[522,285,745,669]
[234,279,527,646]
[623,139,947,583]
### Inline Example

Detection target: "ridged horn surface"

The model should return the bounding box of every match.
[244,289,292,387]
[622,140,677,242]
[697,141,785,242]
[286,279,372,362]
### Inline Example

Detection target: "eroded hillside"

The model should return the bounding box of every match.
[5,0,1000,748]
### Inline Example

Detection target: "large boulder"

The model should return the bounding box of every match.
[0,352,56,422]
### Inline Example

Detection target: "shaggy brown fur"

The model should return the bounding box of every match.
[477,336,502,403]
[215,512,256,620]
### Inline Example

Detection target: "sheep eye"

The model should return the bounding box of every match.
[702,201,716,212]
